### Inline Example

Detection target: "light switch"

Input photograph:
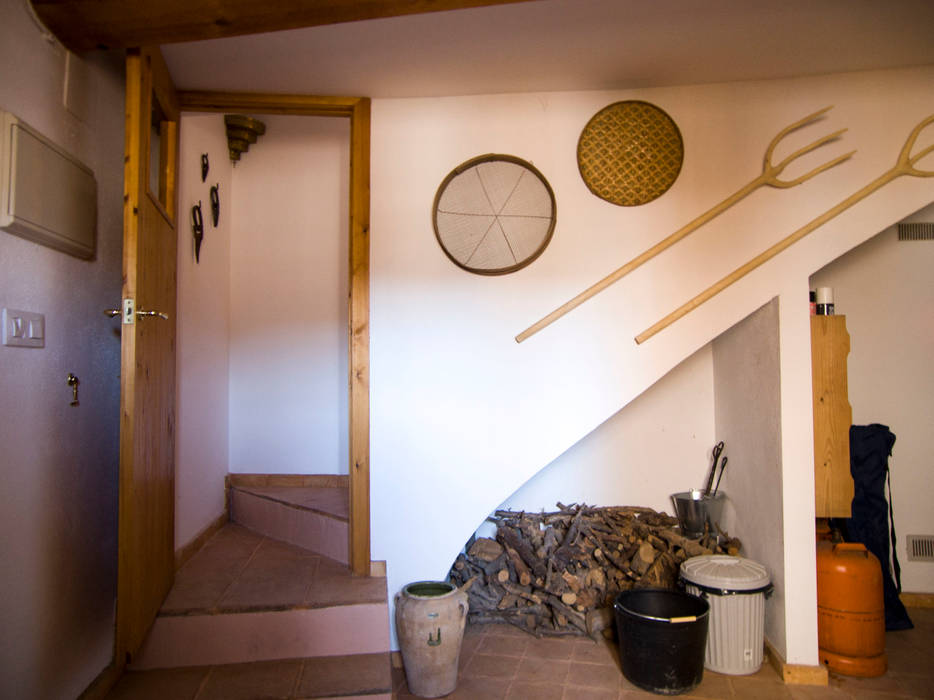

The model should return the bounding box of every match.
[2,308,45,347]
[28,317,44,340]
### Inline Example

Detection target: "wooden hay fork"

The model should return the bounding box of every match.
[636,113,934,344]
[516,106,853,343]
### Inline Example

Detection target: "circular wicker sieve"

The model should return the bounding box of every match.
[433,154,556,275]
[577,100,684,207]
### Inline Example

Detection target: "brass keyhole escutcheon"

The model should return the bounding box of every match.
[66,373,79,406]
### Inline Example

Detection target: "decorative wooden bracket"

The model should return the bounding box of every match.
[225,114,266,162]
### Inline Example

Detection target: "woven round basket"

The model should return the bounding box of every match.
[577,100,684,207]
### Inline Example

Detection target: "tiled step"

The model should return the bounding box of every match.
[229,480,349,565]
[109,653,392,699]
[132,524,389,671]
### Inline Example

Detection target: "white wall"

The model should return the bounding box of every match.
[500,344,715,515]
[0,0,124,696]
[228,115,350,475]
[369,66,934,658]
[811,202,934,594]
[713,299,789,658]
[175,114,233,547]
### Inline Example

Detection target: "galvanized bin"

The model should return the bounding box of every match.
[680,555,772,675]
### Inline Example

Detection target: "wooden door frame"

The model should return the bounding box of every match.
[176,91,371,576]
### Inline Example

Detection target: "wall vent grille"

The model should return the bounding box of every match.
[897,223,934,241]
[906,535,934,562]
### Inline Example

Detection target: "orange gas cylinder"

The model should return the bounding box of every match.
[816,541,887,677]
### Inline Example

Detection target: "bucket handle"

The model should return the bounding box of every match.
[459,601,467,618]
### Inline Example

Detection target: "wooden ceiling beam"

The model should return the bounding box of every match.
[31,0,541,52]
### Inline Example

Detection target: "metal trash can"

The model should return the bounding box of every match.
[680,555,772,675]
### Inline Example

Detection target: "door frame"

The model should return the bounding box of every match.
[178,91,372,576]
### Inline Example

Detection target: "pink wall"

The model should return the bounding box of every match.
[0,1,124,695]
[228,115,350,475]
[176,114,233,547]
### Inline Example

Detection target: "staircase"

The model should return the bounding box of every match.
[114,477,392,699]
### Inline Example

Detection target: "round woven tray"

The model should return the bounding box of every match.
[577,100,684,207]
[432,154,556,275]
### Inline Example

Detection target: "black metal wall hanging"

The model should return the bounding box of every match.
[210,183,220,227]
[191,201,204,263]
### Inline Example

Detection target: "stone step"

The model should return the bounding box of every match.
[229,479,350,565]
[110,653,392,699]
[132,524,389,670]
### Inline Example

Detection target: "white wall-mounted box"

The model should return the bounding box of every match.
[0,110,97,259]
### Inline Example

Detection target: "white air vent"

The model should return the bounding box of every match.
[897,223,934,241]
[906,535,934,562]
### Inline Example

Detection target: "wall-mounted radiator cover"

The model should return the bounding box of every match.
[0,110,97,259]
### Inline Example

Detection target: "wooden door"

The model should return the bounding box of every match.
[116,46,179,663]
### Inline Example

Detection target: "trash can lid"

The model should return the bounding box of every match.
[680,555,770,591]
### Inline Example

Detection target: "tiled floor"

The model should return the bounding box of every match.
[107,607,932,699]
[393,607,934,699]
[161,523,385,614]
[108,653,391,699]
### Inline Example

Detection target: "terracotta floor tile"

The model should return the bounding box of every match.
[219,557,317,610]
[463,653,520,680]
[477,634,529,657]
[515,656,570,684]
[571,638,619,666]
[160,575,235,614]
[105,667,208,700]
[483,622,530,638]
[727,677,794,699]
[196,660,302,700]
[459,632,484,665]
[684,671,734,698]
[832,671,908,695]
[448,676,511,699]
[525,636,575,660]
[566,661,621,691]
[296,653,391,697]
[507,679,565,699]
[563,686,619,700]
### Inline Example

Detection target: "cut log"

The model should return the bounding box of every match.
[469,537,504,562]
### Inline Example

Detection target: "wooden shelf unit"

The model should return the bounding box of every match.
[811,315,854,518]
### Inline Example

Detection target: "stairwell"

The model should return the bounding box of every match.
[109,479,392,699]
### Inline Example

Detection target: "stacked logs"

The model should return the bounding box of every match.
[447,503,741,639]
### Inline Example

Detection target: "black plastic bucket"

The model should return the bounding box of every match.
[614,588,710,695]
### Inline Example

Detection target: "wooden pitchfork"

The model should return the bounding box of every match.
[636,113,934,344]
[515,106,854,343]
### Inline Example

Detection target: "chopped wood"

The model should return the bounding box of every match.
[449,502,741,637]
[468,537,504,562]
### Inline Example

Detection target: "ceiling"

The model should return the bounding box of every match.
[160,0,934,99]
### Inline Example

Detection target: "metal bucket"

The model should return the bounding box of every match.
[672,491,726,539]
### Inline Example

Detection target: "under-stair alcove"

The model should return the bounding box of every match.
[461,297,787,656]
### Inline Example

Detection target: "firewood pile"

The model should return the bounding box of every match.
[448,503,741,640]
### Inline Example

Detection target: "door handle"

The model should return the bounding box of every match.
[136,309,169,320]
[104,303,169,323]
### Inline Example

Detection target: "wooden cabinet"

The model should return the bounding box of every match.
[811,315,854,518]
